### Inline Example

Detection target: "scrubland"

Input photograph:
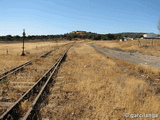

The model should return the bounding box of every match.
[40,43,160,120]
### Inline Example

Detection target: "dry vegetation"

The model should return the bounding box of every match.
[0,41,71,115]
[0,40,71,74]
[40,43,160,120]
[93,39,160,56]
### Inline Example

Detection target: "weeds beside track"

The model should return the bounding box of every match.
[0,45,72,120]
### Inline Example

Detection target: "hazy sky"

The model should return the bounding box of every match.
[0,0,160,36]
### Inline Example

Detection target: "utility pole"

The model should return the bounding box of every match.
[21,29,26,56]
[158,19,160,34]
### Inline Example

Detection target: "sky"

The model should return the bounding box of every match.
[0,0,160,36]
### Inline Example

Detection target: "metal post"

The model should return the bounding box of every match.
[21,29,26,56]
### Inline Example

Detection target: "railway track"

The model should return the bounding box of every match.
[0,45,72,120]
[0,43,72,81]
[0,50,53,81]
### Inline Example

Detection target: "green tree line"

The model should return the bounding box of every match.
[0,32,144,41]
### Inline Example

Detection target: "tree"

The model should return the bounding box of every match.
[158,19,160,34]
[14,35,21,41]
[115,34,122,39]
[66,35,72,40]
[107,33,115,40]
[92,34,101,40]
[5,35,13,41]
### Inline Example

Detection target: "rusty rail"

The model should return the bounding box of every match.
[0,42,73,81]
[0,45,71,120]
[0,50,54,82]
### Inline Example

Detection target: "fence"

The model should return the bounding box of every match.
[138,39,160,48]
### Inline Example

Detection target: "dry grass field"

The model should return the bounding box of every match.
[40,42,160,120]
[93,39,160,56]
[0,40,71,74]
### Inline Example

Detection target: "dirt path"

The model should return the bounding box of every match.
[90,44,160,69]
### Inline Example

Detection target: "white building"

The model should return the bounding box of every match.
[143,33,157,38]
[120,37,133,42]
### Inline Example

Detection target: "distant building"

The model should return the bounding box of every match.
[143,33,157,38]
[120,37,133,42]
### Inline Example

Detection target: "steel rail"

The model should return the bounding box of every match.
[0,50,54,82]
[0,42,72,81]
[0,45,71,120]
[23,46,70,120]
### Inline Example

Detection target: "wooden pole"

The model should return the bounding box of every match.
[138,39,141,47]
[21,29,26,56]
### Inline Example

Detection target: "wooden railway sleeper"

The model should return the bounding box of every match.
[0,45,72,120]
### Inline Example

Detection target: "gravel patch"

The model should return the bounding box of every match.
[90,44,160,69]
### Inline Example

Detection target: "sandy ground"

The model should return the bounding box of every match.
[90,44,160,69]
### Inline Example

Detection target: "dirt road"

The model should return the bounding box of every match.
[90,44,160,69]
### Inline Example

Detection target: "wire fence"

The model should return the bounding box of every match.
[138,39,160,48]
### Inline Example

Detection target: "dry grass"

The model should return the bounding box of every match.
[0,44,69,96]
[0,40,71,74]
[93,39,160,56]
[0,42,71,115]
[19,100,32,117]
[40,43,160,120]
